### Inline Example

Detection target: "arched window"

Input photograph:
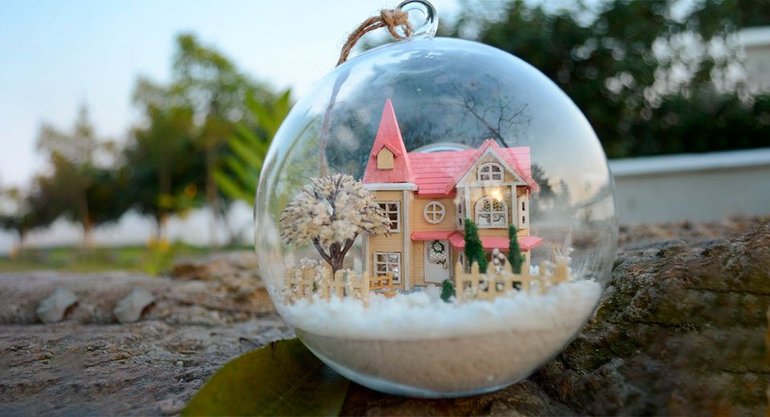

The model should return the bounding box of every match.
[423,201,446,224]
[475,197,507,227]
[478,163,503,181]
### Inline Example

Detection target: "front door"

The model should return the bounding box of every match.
[424,240,450,284]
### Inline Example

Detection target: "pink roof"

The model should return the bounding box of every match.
[409,140,537,196]
[363,99,538,195]
[518,236,544,251]
[362,99,414,183]
[448,232,543,252]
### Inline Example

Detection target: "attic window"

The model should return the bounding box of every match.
[377,148,394,170]
[478,163,503,181]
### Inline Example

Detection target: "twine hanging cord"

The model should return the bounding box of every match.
[337,8,414,66]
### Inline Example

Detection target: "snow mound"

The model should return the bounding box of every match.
[279,279,602,340]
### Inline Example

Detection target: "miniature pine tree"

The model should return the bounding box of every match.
[464,219,488,273]
[440,279,455,302]
[508,224,524,274]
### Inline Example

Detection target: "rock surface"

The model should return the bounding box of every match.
[35,287,78,324]
[0,252,289,416]
[531,220,769,416]
[1,219,768,416]
[113,288,156,324]
[341,218,770,416]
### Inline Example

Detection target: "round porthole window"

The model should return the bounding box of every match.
[423,201,446,224]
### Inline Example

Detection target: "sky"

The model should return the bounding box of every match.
[0,0,463,188]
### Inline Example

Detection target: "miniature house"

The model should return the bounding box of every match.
[362,99,543,289]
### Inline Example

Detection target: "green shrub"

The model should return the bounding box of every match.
[440,279,455,302]
[463,219,487,273]
[508,225,524,274]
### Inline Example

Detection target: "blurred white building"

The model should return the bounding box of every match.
[738,26,770,94]
[610,148,770,225]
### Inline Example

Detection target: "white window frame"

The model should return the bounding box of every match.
[378,201,400,233]
[423,201,446,224]
[475,196,508,228]
[374,252,401,284]
[478,163,504,182]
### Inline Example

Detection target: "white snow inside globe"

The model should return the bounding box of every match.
[255,1,617,398]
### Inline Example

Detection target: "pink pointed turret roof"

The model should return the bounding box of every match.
[363,99,414,184]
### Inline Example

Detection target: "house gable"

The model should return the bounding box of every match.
[455,145,527,188]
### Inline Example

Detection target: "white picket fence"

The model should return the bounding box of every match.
[283,256,570,304]
[283,263,395,305]
[453,256,569,301]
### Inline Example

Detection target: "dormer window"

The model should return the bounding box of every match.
[377,148,394,170]
[478,163,503,181]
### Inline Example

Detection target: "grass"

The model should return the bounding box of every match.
[0,243,250,275]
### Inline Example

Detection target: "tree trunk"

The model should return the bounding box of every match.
[10,231,26,259]
[154,214,168,241]
[80,191,94,249]
[206,148,219,248]
[330,256,344,276]
[158,167,171,241]
[328,238,356,276]
[82,217,94,249]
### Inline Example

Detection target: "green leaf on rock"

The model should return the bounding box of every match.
[182,338,350,417]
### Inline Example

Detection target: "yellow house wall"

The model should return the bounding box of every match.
[368,237,404,252]
[408,196,458,286]
[365,153,535,288]
[373,190,404,202]
[411,241,425,286]
[367,190,406,289]
[515,186,530,235]
[410,197,457,231]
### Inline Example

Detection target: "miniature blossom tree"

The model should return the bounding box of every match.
[280,173,390,274]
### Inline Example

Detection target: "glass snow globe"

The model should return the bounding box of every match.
[255,0,617,398]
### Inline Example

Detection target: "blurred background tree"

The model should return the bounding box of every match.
[446,0,770,157]
[2,0,769,258]
[34,106,129,247]
[0,184,60,256]
[130,33,282,245]
[124,102,199,240]
[214,89,292,204]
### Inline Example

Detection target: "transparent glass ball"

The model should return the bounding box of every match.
[255,33,617,397]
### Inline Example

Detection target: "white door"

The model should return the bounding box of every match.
[424,240,450,284]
